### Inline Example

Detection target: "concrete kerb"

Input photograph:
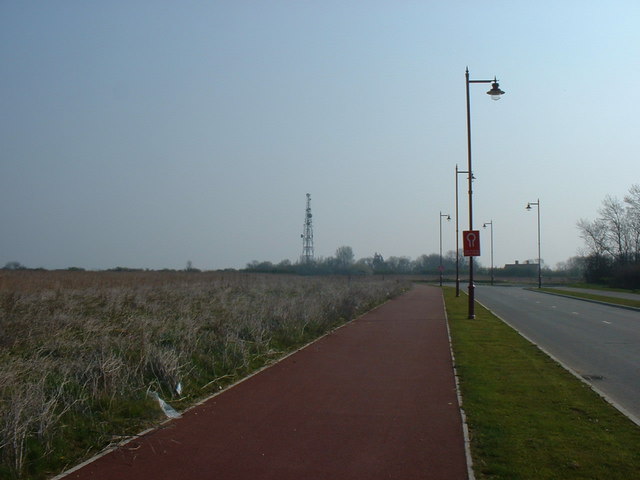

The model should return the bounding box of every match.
[527,287,640,312]
[472,295,640,428]
[440,289,476,480]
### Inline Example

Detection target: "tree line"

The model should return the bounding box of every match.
[577,184,640,287]
[246,245,476,276]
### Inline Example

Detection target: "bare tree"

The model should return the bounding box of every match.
[599,195,631,263]
[334,246,354,269]
[577,217,609,259]
[624,184,640,262]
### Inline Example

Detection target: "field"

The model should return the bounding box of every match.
[0,270,409,479]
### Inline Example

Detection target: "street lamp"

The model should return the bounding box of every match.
[465,67,505,318]
[483,220,494,285]
[455,165,472,297]
[526,199,542,288]
[440,211,451,287]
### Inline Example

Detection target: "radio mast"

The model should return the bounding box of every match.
[301,193,314,263]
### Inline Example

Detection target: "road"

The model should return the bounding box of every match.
[472,285,640,424]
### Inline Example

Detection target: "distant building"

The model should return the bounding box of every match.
[503,260,538,276]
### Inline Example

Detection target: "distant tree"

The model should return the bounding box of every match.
[334,246,354,269]
[385,256,412,274]
[554,256,585,277]
[576,186,640,285]
[624,184,640,262]
[245,260,275,272]
[577,218,609,260]
[583,254,613,284]
[3,261,26,270]
[372,252,385,272]
[185,260,201,272]
[600,195,631,263]
[352,258,373,275]
[412,254,440,274]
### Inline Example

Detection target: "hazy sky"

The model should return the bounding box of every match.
[2,1,639,271]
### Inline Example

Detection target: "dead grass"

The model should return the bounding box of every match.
[0,270,408,479]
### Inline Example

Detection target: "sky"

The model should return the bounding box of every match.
[1,1,639,271]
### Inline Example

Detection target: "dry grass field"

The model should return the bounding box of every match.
[0,270,408,479]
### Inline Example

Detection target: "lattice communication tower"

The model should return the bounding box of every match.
[301,193,314,263]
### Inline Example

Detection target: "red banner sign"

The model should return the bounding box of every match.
[463,230,481,257]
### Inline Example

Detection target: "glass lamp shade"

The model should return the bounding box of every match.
[487,81,505,100]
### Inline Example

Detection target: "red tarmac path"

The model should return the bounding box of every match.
[60,285,470,479]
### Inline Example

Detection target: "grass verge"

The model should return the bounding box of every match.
[569,283,640,294]
[539,287,640,309]
[444,287,640,479]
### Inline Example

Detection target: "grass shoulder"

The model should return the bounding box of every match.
[444,287,640,479]
[569,283,640,294]
[538,287,640,309]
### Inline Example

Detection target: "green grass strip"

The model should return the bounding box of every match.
[539,288,640,309]
[569,283,640,294]
[444,287,640,479]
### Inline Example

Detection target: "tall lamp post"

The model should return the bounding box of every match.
[455,165,471,297]
[526,199,542,288]
[439,211,451,287]
[483,220,494,285]
[465,67,505,318]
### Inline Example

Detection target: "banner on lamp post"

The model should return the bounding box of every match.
[463,230,481,257]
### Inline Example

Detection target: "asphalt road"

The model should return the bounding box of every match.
[472,285,640,424]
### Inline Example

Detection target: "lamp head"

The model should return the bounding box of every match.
[526,203,532,210]
[447,215,451,221]
[487,78,505,100]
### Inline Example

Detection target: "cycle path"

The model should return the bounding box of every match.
[60,285,469,480]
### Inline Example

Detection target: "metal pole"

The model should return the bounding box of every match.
[537,199,541,288]
[455,166,470,297]
[464,68,503,317]
[526,199,541,288]
[439,211,444,287]
[490,221,494,285]
[455,166,460,296]
[465,68,475,319]
[439,212,450,287]
[483,220,494,285]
